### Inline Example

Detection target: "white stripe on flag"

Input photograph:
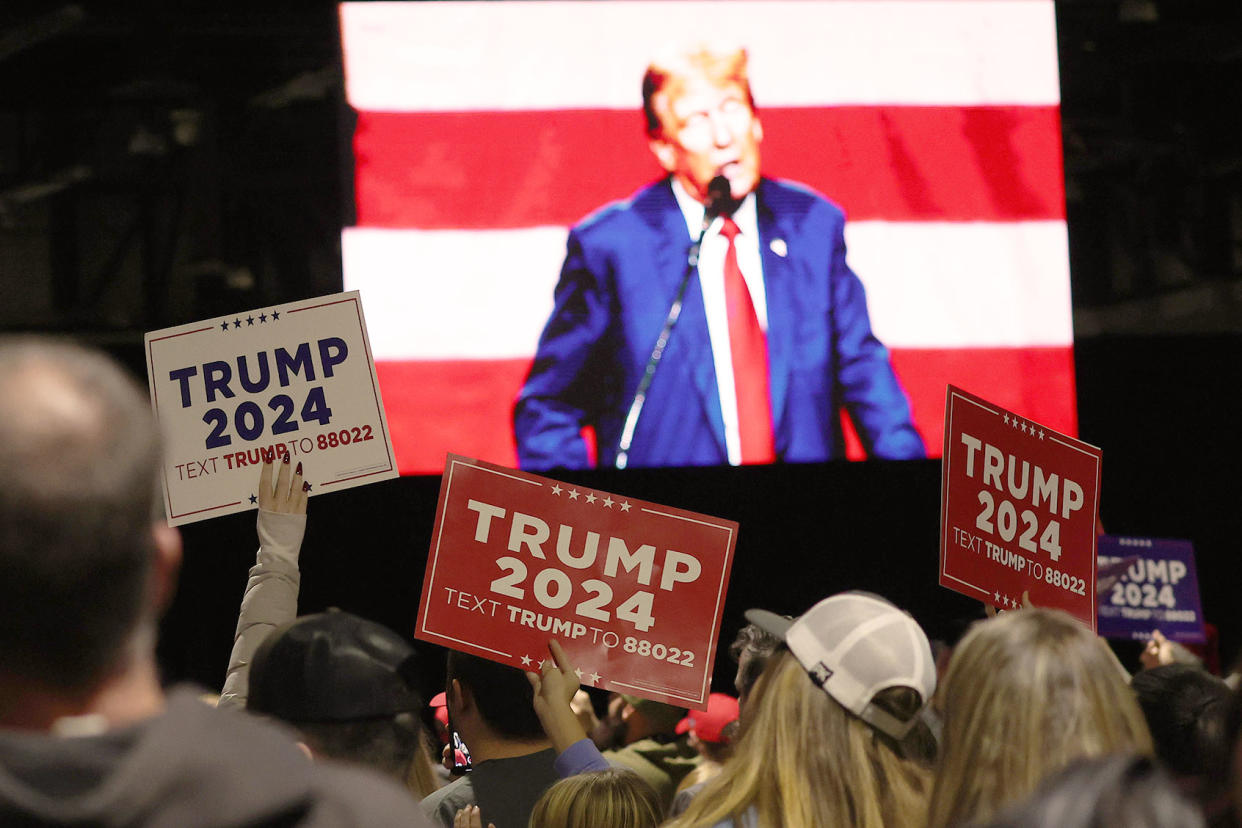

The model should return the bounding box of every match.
[340,1,1060,112]
[343,226,562,361]
[343,220,1071,360]
[844,220,1072,349]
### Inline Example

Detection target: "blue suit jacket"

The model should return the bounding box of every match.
[514,177,925,470]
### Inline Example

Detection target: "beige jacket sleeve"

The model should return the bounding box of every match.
[217,509,306,710]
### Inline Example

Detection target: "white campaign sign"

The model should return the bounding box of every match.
[145,291,398,526]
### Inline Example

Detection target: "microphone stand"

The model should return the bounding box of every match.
[615,177,731,469]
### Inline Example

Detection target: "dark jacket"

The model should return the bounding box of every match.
[0,686,431,827]
[515,177,925,470]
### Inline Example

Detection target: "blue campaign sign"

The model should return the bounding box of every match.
[1096,535,1205,643]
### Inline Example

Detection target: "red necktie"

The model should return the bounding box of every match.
[720,218,775,464]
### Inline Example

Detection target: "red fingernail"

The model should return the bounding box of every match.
[296,462,303,476]
[302,481,311,492]
[283,453,290,464]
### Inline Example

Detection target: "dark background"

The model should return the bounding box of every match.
[2,1,1240,701]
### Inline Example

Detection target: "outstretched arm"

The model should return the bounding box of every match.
[218,455,308,709]
[527,640,611,776]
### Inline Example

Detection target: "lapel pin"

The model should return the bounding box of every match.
[769,238,787,257]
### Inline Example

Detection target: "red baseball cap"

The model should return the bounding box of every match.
[429,691,449,729]
[675,692,739,744]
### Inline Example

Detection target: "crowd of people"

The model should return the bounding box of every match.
[2,334,1241,828]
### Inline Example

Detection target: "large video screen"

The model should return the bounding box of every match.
[340,0,1075,475]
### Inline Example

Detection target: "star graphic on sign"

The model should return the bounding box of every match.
[302,482,312,492]
[550,484,562,496]
[574,668,584,679]
[259,312,268,323]
[249,494,257,504]
[245,316,254,326]
[1021,422,1028,434]
[233,318,242,329]
[1003,414,1010,425]
[586,492,597,504]
[1038,429,1045,440]
[588,671,601,685]
[620,501,631,512]
[602,496,614,508]
[568,489,580,500]
[993,590,1001,603]
[220,320,229,332]
[520,655,532,667]
[271,310,280,320]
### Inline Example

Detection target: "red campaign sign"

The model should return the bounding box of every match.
[940,386,1101,629]
[416,454,738,710]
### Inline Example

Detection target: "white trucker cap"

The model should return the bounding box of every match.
[745,591,935,739]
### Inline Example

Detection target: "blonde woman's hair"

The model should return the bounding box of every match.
[927,608,1154,828]
[529,768,661,828]
[665,650,931,828]
[404,723,444,798]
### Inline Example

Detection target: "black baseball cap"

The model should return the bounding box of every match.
[247,609,423,722]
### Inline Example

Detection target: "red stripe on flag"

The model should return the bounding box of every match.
[353,105,1064,229]
[890,346,1079,457]
[375,359,527,475]
[378,346,1076,476]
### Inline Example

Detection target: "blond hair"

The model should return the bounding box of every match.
[927,608,1154,828]
[666,651,930,828]
[529,768,661,828]
[642,43,754,137]
[403,726,444,798]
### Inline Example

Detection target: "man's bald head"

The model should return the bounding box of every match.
[0,338,163,691]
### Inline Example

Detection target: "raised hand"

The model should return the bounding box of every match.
[453,805,494,828]
[526,639,588,752]
[258,452,308,515]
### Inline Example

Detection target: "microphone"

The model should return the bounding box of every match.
[703,174,733,226]
[615,174,734,469]
[688,175,733,269]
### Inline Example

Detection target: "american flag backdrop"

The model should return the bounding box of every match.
[339,0,1075,475]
